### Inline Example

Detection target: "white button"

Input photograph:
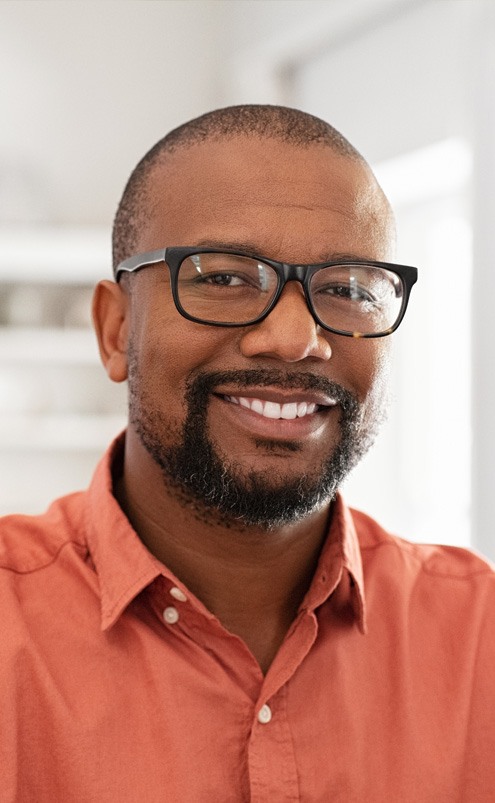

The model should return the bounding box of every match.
[257,704,272,724]
[169,586,187,602]
[163,606,179,624]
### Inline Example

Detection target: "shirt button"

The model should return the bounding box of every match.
[257,704,272,724]
[169,586,187,602]
[163,606,180,624]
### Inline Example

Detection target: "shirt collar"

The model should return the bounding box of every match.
[298,494,367,634]
[85,434,165,630]
[85,434,367,634]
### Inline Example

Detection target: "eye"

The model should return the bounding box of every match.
[317,282,376,304]
[179,253,278,297]
[196,272,251,287]
[311,265,398,309]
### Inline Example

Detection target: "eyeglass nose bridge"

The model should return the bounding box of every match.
[270,261,315,314]
[280,262,309,282]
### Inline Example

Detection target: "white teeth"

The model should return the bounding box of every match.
[264,401,282,419]
[251,399,264,415]
[226,396,321,419]
[281,402,297,420]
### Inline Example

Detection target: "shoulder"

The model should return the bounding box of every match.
[348,506,495,664]
[349,505,494,583]
[0,495,98,699]
[0,492,88,575]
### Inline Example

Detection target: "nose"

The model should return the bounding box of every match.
[239,283,332,363]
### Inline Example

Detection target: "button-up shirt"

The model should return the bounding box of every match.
[1,435,494,801]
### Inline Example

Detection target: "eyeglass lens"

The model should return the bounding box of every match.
[176,253,404,335]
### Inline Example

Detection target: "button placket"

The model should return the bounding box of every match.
[162,585,189,626]
[257,704,272,724]
[163,606,180,624]
[169,586,187,602]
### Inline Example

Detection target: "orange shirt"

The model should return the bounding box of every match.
[1,435,494,802]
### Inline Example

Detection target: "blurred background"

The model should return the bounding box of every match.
[1,0,494,560]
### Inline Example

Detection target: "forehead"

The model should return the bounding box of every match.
[137,136,394,262]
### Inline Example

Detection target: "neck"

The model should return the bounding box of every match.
[115,429,333,673]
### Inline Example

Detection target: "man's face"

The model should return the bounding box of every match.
[123,136,394,528]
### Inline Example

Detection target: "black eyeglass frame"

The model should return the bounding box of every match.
[115,246,418,338]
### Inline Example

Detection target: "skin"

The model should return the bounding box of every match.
[93,136,395,674]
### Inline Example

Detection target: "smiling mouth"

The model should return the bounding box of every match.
[222,395,337,420]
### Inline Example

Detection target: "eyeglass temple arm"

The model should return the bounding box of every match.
[116,249,167,277]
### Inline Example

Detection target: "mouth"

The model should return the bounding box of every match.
[200,372,346,445]
[222,394,336,420]
[212,384,339,435]
[209,389,340,450]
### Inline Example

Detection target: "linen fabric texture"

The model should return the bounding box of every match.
[1,435,494,802]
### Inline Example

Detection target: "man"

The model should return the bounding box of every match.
[1,105,493,801]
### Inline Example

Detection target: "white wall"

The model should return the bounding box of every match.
[0,0,224,227]
[222,0,474,160]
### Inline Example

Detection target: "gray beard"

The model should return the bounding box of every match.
[128,364,380,530]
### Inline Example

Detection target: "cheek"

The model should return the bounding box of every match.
[128,298,187,402]
[337,339,391,404]
[129,292,234,401]
[359,342,392,425]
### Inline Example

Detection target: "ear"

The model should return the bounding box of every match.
[92,280,129,383]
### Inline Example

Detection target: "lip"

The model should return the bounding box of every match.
[211,390,338,442]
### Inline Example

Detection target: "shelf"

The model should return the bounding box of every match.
[0,414,126,451]
[0,225,111,283]
[0,327,100,364]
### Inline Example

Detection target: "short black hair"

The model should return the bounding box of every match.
[112,104,366,274]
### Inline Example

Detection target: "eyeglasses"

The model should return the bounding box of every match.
[115,247,418,338]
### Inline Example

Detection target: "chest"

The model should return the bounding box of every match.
[3,599,491,802]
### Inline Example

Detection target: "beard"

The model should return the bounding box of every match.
[128,357,383,530]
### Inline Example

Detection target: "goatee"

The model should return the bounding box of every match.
[129,360,382,530]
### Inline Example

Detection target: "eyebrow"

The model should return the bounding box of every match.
[193,239,378,264]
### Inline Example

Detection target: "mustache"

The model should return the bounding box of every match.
[185,368,359,415]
